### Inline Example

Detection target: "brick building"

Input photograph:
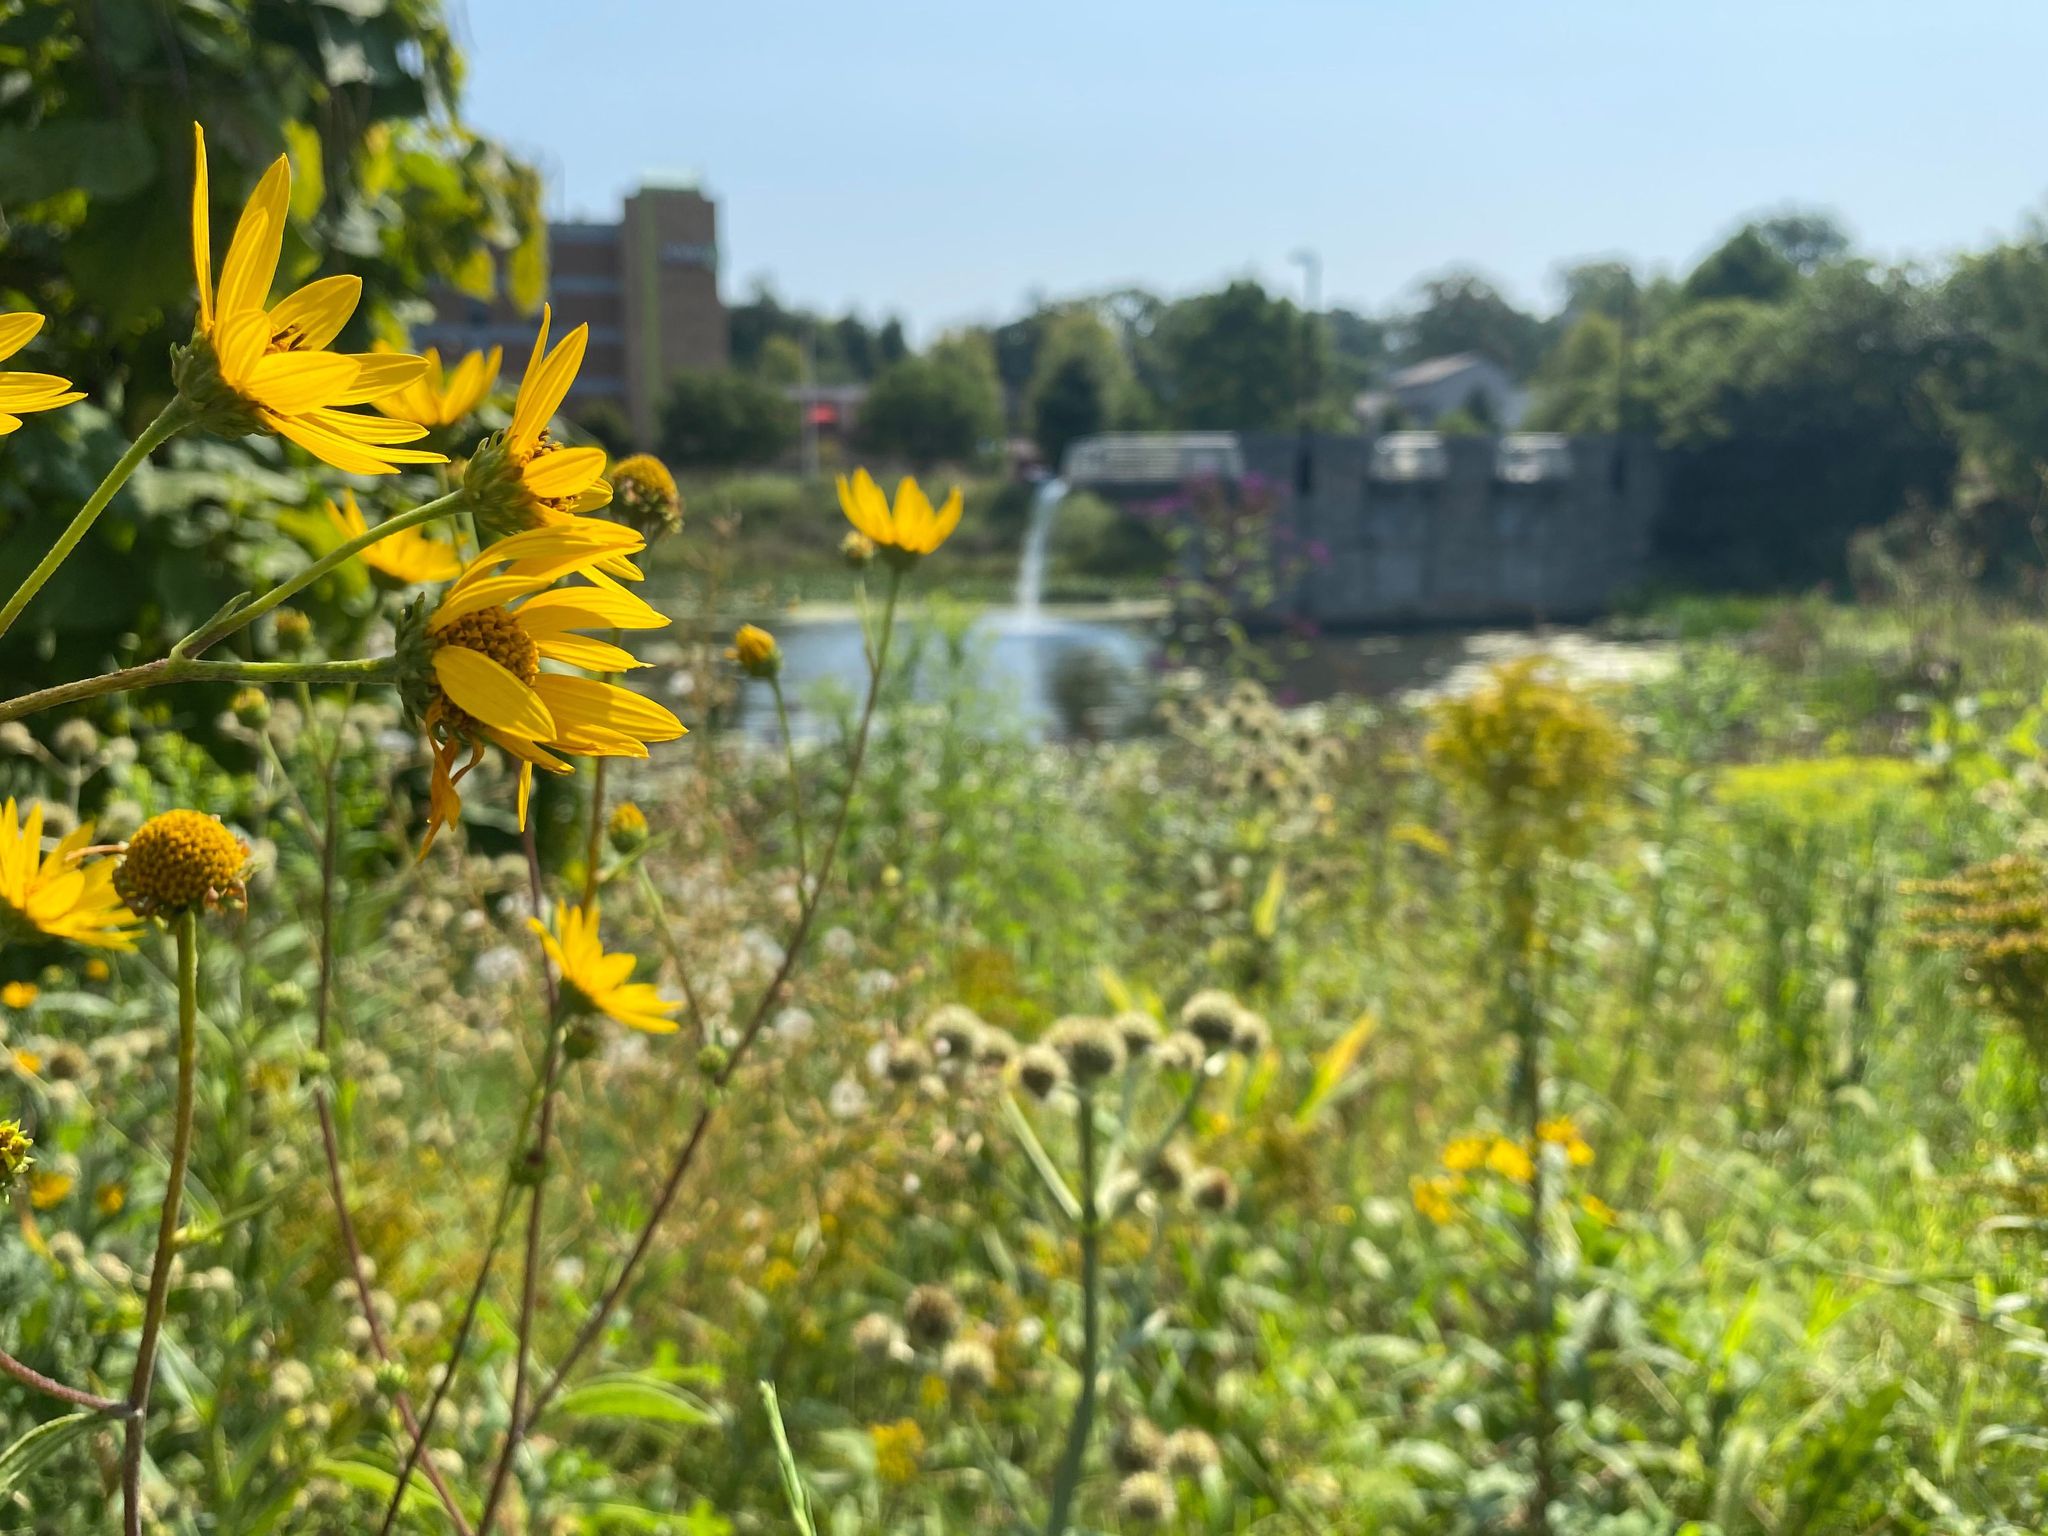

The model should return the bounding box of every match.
[417,182,727,447]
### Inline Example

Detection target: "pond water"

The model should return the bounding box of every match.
[693,606,1675,743]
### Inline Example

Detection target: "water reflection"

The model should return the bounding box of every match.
[708,610,1672,743]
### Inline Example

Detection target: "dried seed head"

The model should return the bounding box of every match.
[1113,1010,1162,1057]
[1179,989,1244,1050]
[851,1311,902,1362]
[1163,1426,1222,1477]
[940,1337,997,1394]
[1111,1417,1166,1473]
[1016,1044,1068,1100]
[922,1004,985,1064]
[1115,1471,1176,1527]
[1190,1167,1238,1215]
[1047,1016,1126,1085]
[884,1037,933,1085]
[902,1284,963,1349]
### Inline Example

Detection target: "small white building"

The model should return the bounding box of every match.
[1354,353,1527,432]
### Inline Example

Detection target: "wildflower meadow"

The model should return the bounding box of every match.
[5,8,2048,1536]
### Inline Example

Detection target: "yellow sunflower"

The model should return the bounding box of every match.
[376,344,502,429]
[836,468,962,560]
[410,521,684,853]
[530,903,680,1034]
[462,307,619,555]
[325,490,462,585]
[186,122,443,476]
[0,799,138,951]
[0,313,83,434]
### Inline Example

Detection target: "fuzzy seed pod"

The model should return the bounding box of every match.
[1115,1471,1176,1526]
[1112,1010,1162,1057]
[1163,1426,1222,1477]
[1016,1044,1067,1100]
[851,1311,902,1362]
[940,1337,997,1394]
[1190,1167,1238,1215]
[922,1004,985,1064]
[1111,1417,1165,1473]
[1179,989,1244,1050]
[902,1284,963,1349]
[1047,1016,1126,1085]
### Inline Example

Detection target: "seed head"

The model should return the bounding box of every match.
[1047,1016,1126,1085]
[852,1311,902,1362]
[1112,1417,1165,1473]
[841,530,877,568]
[1154,1030,1210,1075]
[1016,1044,1067,1100]
[1190,1167,1238,1215]
[1145,1142,1195,1196]
[1115,1471,1176,1527]
[1163,1426,1222,1477]
[1229,1008,1270,1056]
[1180,990,1244,1050]
[973,1027,1018,1070]
[922,1004,985,1064]
[940,1337,997,1394]
[114,810,248,919]
[902,1283,962,1349]
[884,1037,932,1084]
[1113,1011,1162,1057]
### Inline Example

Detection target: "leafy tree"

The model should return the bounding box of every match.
[1682,227,1800,305]
[755,334,807,389]
[1026,309,1140,466]
[1324,307,1390,396]
[1557,260,1639,325]
[857,332,1005,468]
[1395,270,1550,376]
[659,370,800,468]
[1754,210,1852,274]
[1152,280,1319,431]
[1935,235,2048,496]
[1527,312,1627,433]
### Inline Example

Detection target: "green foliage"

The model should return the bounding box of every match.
[856,332,1004,468]
[1025,309,1143,468]
[1152,280,1321,430]
[1682,226,1800,305]
[659,370,801,469]
[1396,269,1552,376]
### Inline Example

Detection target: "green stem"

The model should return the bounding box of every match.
[633,862,707,1040]
[0,656,397,726]
[1044,1089,1102,1536]
[770,676,810,884]
[0,398,191,642]
[185,489,466,654]
[121,910,200,1536]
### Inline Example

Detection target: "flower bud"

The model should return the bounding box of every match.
[729,624,781,680]
[606,802,650,856]
[840,530,876,568]
[230,687,272,730]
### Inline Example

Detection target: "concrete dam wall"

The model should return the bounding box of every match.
[1065,431,1661,628]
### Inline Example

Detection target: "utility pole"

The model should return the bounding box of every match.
[1290,249,1322,496]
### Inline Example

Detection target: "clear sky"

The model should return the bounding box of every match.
[456,0,2048,335]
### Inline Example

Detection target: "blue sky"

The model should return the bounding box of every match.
[458,0,2048,335]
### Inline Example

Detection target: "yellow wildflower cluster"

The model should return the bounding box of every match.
[1412,1117,1598,1224]
[869,1417,925,1486]
[1425,656,1629,865]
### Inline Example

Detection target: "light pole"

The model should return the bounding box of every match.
[1289,249,1321,495]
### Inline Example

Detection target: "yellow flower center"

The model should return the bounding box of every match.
[431,606,540,735]
[115,810,247,917]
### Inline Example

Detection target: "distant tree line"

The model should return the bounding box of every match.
[635,210,2048,589]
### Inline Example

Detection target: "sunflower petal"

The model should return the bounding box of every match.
[216,156,291,319]
[190,123,212,329]
[510,320,587,451]
[266,274,361,351]
[245,350,361,414]
[521,445,607,499]
[432,647,556,740]
[0,313,43,365]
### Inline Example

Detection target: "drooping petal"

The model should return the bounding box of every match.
[533,674,685,745]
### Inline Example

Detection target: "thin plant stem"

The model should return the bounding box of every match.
[0,1345,123,1415]
[0,656,398,726]
[121,910,201,1536]
[518,565,905,1427]
[770,676,809,884]
[633,862,706,1038]
[0,398,191,642]
[472,825,570,1533]
[581,755,610,908]
[182,490,466,654]
[1043,1087,1103,1536]
[302,730,476,1536]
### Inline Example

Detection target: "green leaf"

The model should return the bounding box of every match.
[0,1412,98,1494]
[312,1457,453,1525]
[549,1374,717,1427]
[1251,861,1287,939]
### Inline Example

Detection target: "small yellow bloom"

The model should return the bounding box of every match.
[608,453,682,542]
[11,1048,43,1075]
[114,810,248,919]
[530,903,681,1035]
[1580,1193,1619,1225]
[411,522,682,853]
[1485,1137,1534,1184]
[1,981,36,1010]
[95,1182,125,1217]
[375,344,501,429]
[728,623,780,679]
[185,124,443,475]
[27,1170,72,1210]
[869,1418,924,1486]
[325,490,462,585]
[0,312,84,434]
[82,958,110,983]
[1441,1135,1491,1173]
[1536,1115,1595,1167]
[1411,1173,1462,1225]
[607,801,650,856]
[0,799,139,951]
[0,1121,30,1188]
[836,467,962,560]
